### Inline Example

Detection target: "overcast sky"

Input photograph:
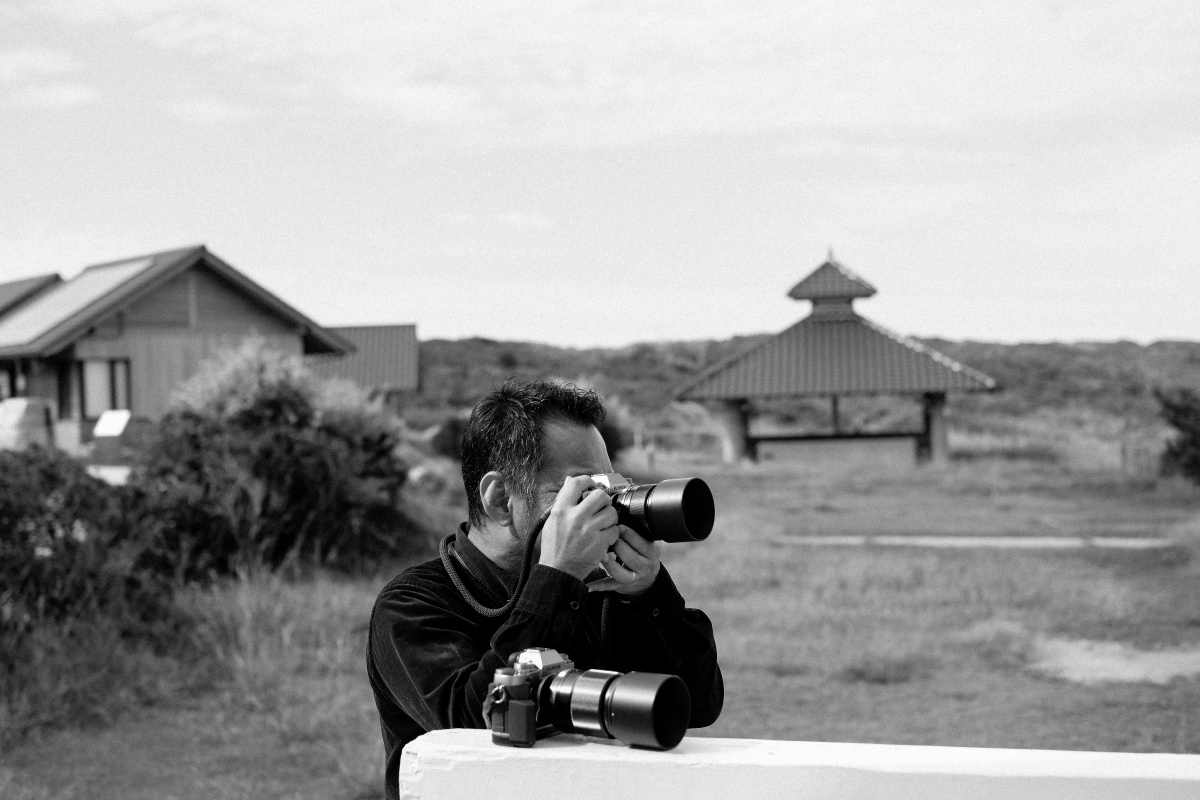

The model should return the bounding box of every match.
[2,1,1197,347]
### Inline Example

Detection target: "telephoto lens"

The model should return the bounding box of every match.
[541,669,691,750]
[608,477,715,543]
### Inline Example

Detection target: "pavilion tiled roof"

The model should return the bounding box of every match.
[676,255,996,400]
[676,311,996,399]
[787,256,876,300]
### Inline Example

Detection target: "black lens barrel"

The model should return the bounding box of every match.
[543,669,691,751]
[611,477,714,542]
[644,478,714,542]
[603,671,690,750]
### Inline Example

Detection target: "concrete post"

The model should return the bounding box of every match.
[707,399,752,463]
[400,730,1200,800]
[921,392,948,464]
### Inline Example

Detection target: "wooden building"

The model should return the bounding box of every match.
[0,245,351,450]
[675,254,996,465]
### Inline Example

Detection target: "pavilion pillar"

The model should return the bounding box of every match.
[708,399,753,463]
[919,392,948,464]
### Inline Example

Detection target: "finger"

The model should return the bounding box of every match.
[555,475,596,505]
[587,577,619,592]
[600,551,637,583]
[610,537,649,569]
[595,522,621,549]
[593,504,619,530]
[576,484,613,514]
[616,526,657,558]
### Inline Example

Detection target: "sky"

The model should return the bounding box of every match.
[1,1,1197,348]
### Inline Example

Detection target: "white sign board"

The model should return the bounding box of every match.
[93,409,132,438]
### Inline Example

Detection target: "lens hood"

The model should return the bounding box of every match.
[644,478,715,542]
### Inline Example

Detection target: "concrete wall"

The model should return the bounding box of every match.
[399,730,1200,800]
[755,435,917,469]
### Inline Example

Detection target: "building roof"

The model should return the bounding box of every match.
[787,255,877,301]
[677,254,996,400]
[0,246,353,358]
[306,325,419,391]
[677,312,996,400]
[0,273,61,318]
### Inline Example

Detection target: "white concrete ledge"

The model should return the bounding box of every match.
[400,730,1200,800]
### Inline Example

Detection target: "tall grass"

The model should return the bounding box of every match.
[176,570,385,797]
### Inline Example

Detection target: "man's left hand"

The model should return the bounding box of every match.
[586,526,662,596]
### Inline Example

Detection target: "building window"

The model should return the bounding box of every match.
[78,359,131,419]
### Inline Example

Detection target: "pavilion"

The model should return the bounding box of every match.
[674,253,997,464]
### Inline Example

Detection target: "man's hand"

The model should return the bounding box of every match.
[538,476,621,581]
[586,525,662,596]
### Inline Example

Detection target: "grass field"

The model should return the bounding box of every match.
[3,456,1199,799]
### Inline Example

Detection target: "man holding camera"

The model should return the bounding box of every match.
[367,379,724,799]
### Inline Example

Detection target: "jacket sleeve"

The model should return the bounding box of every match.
[369,564,590,733]
[596,564,724,728]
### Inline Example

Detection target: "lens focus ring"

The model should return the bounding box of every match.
[567,670,620,737]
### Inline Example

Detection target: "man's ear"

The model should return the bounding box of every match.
[478,471,515,527]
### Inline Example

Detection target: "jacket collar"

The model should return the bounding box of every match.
[452,523,520,604]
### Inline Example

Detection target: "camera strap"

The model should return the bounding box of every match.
[440,509,550,618]
[440,510,614,657]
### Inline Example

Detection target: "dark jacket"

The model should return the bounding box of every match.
[367,526,723,799]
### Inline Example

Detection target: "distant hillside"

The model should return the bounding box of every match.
[414,335,1200,425]
[413,335,771,414]
[923,339,1200,421]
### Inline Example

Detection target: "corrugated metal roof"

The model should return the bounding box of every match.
[0,273,61,318]
[306,325,418,391]
[676,310,996,400]
[0,246,353,358]
[787,258,877,300]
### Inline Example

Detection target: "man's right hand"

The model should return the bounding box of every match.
[537,476,621,581]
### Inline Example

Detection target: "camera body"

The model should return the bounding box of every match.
[587,473,715,543]
[483,647,690,750]
[483,647,573,747]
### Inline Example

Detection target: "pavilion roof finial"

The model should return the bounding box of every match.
[787,250,877,302]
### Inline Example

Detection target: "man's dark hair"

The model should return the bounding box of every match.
[461,379,606,528]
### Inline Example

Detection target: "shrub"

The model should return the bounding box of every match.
[130,339,416,579]
[0,446,165,638]
[429,415,466,461]
[0,446,177,743]
[1155,387,1200,484]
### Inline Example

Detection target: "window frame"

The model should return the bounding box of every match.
[76,358,132,420]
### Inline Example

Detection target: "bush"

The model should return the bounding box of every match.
[0,446,176,743]
[429,415,466,461]
[1156,387,1200,484]
[131,339,417,579]
[0,446,165,637]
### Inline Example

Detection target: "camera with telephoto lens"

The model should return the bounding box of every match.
[483,647,691,750]
[587,473,714,543]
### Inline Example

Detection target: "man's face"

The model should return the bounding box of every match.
[511,418,613,536]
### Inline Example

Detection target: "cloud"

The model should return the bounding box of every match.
[17,1,1200,146]
[0,47,77,82]
[167,96,254,122]
[436,210,553,232]
[0,46,99,108]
